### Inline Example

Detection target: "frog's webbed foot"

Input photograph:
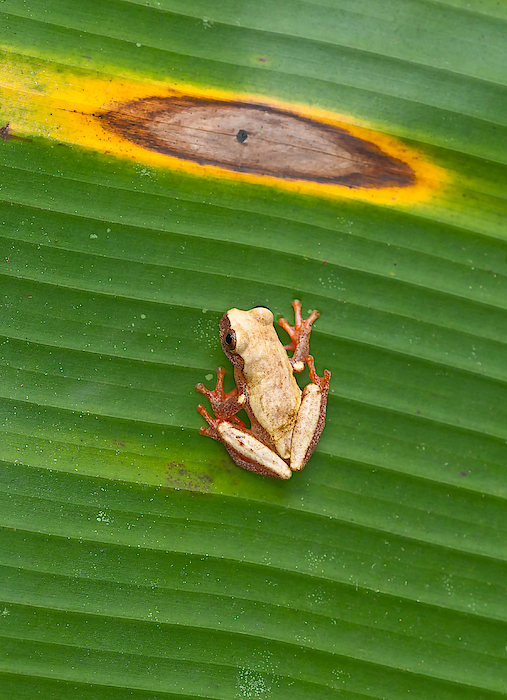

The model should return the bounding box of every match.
[196,403,222,439]
[196,367,245,426]
[307,354,331,393]
[278,299,320,372]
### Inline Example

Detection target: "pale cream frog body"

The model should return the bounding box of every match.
[196,300,330,479]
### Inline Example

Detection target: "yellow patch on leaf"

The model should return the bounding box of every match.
[0,54,445,205]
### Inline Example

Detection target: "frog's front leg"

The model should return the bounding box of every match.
[278,299,321,372]
[195,366,246,425]
[290,356,331,471]
[196,368,292,479]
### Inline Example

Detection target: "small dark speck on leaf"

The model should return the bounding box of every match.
[459,471,469,477]
[236,129,248,143]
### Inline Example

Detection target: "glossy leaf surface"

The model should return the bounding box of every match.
[1,1,507,698]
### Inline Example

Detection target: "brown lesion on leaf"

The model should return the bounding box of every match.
[165,461,214,492]
[98,96,415,189]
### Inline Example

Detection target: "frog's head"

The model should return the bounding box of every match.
[219,306,274,369]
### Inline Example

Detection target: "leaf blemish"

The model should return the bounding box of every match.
[99,96,415,189]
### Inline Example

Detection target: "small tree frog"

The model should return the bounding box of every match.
[196,300,330,479]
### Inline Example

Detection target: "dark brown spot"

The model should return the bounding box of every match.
[236,129,248,144]
[99,96,415,188]
[165,461,214,492]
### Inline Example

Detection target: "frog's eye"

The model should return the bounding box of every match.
[224,329,237,351]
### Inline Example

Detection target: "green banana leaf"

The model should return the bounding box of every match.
[1,0,507,698]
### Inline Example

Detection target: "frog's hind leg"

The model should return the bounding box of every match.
[196,405,291,479]
[290,356,331,471]
[217,422,292,479]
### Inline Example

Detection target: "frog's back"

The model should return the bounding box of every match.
[227,306,301,460]
[243,343,301,459]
